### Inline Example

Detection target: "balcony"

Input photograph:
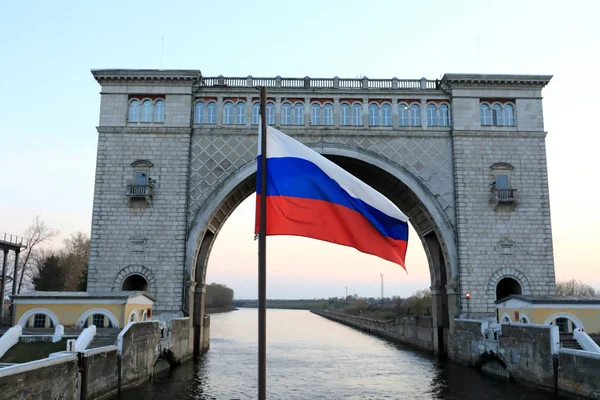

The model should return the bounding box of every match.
[127,184,153,203]
[493,189,517,210]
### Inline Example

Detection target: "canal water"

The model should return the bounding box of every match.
[117,309,567,399]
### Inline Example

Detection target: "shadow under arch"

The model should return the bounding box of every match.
[186,144,459,356]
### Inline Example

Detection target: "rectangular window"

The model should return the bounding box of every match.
[323,105,333,126]
[252,104,259,125]
[311,105,321,125]
[495,174,509,190]
[135,172,148,185]
[266,103,275,125]
[33,314,46,328]
[93,314,105,328]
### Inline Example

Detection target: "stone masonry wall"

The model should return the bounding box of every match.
[0,354,79,399]
[88,128,190,318]
[453,134,556,314]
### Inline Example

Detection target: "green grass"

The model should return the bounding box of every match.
[0,339,69,363]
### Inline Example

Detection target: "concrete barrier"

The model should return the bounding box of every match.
[0,325,22,358]
[202,315,210,351]
[169,318,193,363]
[311,310,434,351]
[573,328,600,353]
[75,325,96,351]
[558,348,600,398]
[498,323,558,389]
[53,324,64,343]
[0,354,79,399]
[448,319,485,364]
[80,345,119,400]
[117,321,161,390]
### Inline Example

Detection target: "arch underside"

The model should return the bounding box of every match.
[189,152,458,355]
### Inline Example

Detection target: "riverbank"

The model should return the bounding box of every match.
[205,306,238,314]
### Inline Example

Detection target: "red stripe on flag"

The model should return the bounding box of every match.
[255,195,407,269]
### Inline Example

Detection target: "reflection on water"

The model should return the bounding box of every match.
[117,309,566,399]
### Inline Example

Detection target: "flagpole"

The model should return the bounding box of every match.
[258,86,268,400]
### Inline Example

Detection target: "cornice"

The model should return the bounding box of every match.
[452,130,547,138]
[96,126,193,135]
[91,69,201,85]
[441,73,552,89]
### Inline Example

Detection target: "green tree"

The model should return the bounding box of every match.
[205,283,234,307]
[32,255,67,291]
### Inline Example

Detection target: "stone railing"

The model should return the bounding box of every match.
[201,76,440,90]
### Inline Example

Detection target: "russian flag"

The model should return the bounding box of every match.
[255,126,409,269]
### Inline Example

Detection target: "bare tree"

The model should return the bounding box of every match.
[16,216,59,294]
[556,279,597,297]
[58,232,90,291]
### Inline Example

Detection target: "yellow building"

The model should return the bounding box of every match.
[11,291,155,329]
[496,295,600,334]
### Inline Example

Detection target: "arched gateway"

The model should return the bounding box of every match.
[88,70,555,356]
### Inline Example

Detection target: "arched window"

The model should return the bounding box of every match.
[122,274,149,291]
[129,312,137,322]
[32,314,47,328]
[409,104,420,127]
[352,103,363,126]
[381,104,392,126]
[223,102,234,124]
[369,104,379,126]
[492,103,503,126]
[266,102,275,125]
[281,102,292,125]
[480,103,491,126]
[194,102,205,124]
[340,103,350,126]
[207,102,217,124]
[504,104,515,126]
[440,104,450,126]
[153,100,165,123]
[427,104,438,126]
[252,102,260,125]
[323,103,333,126]
[311,104,321,125]
[141,100,153,122]
[502,315,511,323]
[128,100,140,122]
[496,277,522,301]
[398,103,409,127]
[236,102,246,125]
[293,103,304,125]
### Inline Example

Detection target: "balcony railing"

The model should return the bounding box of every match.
[200,76,439,90]
[493,188,517,210]
[127,184,153,199]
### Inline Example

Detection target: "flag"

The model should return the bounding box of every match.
[255,126,409,269]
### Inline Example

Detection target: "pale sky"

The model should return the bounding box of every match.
[1,0,599,299]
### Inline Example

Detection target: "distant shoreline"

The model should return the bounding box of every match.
[205,306,238,314]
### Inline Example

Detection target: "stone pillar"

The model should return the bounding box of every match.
[363,97,369,128]
[391,97,399,127]
[304,97,311,127]
[333,97,340,128]
[246,96,252,127]
[275,97,281,127]
[0,250,8,318]
[421,99,427,128]
[216,96,223,127]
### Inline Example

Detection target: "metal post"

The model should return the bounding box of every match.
[0,250,8,318]
[380,273,384,306]
[10,249,19,319]
[258,86,268,400]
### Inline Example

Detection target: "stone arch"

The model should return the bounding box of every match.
[500,312,512,323]
[488,267,531,297]
[186,144,459,356]
[127,310,138,323]
[113,265,156,292]
[518,312,531,324]
[17,308,60,328]
[76,308,119,328]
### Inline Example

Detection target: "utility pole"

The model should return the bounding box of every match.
[380,273,384,306]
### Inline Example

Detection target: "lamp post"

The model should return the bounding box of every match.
[465,291,471,318]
